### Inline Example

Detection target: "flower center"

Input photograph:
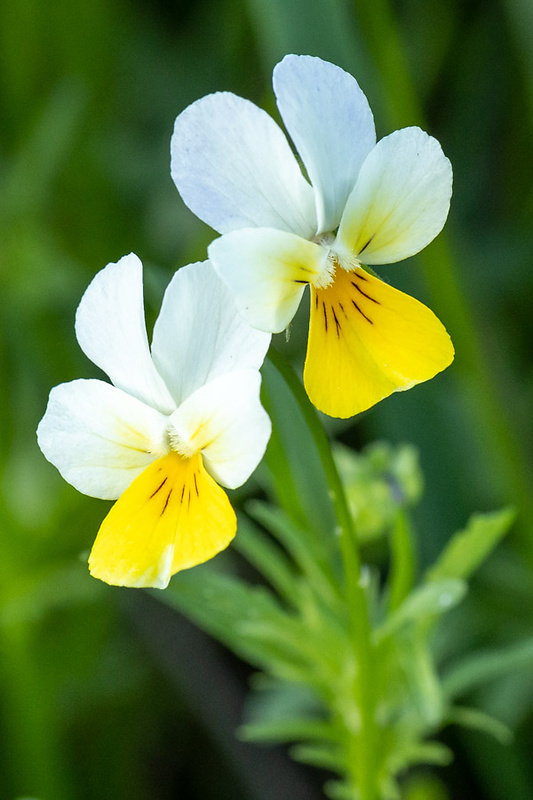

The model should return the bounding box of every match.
[165,420,196,459]
[311,234,361,290]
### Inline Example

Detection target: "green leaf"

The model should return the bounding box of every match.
[233,513,300,605]
[324,780,358,800]
[374,579,467,644]
[260,356,336,538]
[387,740,453,773]
[160,566,287,659]
[398,630,445,728]
[239,716,335,745]
[443,636,533,699]
[247,500,341,606]
[290,741,345,771]
[426,508,515,584]
[445,706,513,745]
[161,567,344,687]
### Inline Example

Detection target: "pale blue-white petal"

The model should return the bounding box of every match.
[75,254,175,414]
[37,379,170,500]
[208,228,328,333]
[151,261,271,406]
[336,127,452,264]
[273,54,376,235]
[171,92,317,238]
[168,370,271,489]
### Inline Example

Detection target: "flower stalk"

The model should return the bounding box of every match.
[267,347,378,799]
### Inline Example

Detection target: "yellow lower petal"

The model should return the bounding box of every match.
[89,451,236,588]
[304,266,454,418]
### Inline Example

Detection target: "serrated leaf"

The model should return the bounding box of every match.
[426,508,515,584]
[374,579,466,643]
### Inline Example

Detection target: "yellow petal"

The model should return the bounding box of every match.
[89,451,236,588]
[303,266,454,418]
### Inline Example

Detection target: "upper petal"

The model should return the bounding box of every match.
[336,127,452,264]
[171,91,317,238]
[273,54,376,235]
[208,228,327,333]
[37,379,170,499]
[168,370,272,490]
[75,253,175,414]
[151,261,271,406]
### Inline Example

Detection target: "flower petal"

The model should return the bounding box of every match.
[88,451,236,588]
[336,128,452,264]
[273,54,376,235]
[171,92,317,238]
[208,228,327,333]
[75,253,175,414]
[303,267,454,418]
[37,379,170,499]
[151,261,271,406]
[168,370,271,489]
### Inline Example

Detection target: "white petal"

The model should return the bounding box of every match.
[274,54,376,235]
[168,371,271,489]
[151,260,271,405]
[75,254,175,414]
[171,92,317,238]
[336,127,453,264]
[208,228,327,333]
[37,379,170,500]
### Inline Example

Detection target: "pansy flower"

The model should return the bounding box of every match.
[37,255,271,588]
[171,54,454,418]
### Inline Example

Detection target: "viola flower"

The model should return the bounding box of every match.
[37,255,271,588]
[171,54,454,418]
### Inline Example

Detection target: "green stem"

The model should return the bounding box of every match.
[266,348,378,799]
[353,0,533,549]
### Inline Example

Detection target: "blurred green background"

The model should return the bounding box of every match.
[1,0,533,797]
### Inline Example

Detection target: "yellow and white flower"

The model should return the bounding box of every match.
[37,254,271,588]
[171,54,454,418]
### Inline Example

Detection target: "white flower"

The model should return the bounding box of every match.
[37,254,271,589]
[171,54,454,418]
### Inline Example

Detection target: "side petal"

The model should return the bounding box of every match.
[88,452,236,589]
[336,128,452,264]
[75,253,175,414]
[151,261,271,406]
[273,54,376,235]
[304,267,454,418]
[208,228,327,333]
[168,370,271,490]
[171,92,317,238]
[37,379,170,499]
